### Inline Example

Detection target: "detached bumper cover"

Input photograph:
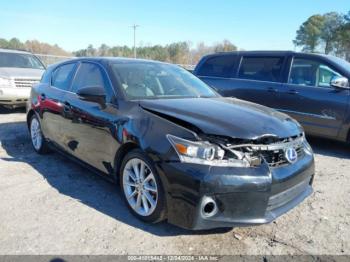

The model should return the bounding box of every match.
[159,152,314,230]
[0,87,30,105]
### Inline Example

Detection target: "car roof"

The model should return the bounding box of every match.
[215,50,295,56]
[0,48,33,54]
[203,50,334,59]
[50,57,173,69]
[78,57,169,64]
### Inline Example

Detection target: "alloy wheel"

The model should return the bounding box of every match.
[30,117,43,151]
[122,158,158,216]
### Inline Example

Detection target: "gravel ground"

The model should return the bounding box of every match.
[0,107,349,255]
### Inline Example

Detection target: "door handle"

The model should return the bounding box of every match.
[267,87,278,93]
[287,89,299,95]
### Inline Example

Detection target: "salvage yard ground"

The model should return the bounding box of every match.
[0,107,349,255]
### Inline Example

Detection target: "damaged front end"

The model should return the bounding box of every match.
[164,131,314,230]
[141,105,314,229]
[167,131,312,169]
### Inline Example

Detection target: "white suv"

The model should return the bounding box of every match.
[0,49,45,108]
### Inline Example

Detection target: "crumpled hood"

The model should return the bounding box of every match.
[0,67,44,79]
[140,97,302,139]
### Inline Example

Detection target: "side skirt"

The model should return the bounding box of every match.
[47,141,117,184]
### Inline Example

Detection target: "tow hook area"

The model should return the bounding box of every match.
[201,196,218,218]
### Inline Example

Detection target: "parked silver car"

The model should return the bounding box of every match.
[0,49,45,108]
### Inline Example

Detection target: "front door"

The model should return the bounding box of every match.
[62,62,121,174]
[279,56,350,138]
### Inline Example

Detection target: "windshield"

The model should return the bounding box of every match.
[0,52,45,69]
[110,61,218,100]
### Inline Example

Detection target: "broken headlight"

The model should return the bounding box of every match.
[167,134,257,167]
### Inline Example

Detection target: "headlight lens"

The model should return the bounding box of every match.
[0,77,13,88]
[167,134,251,167]
[302,134,313,155]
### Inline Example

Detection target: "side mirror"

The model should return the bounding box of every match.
[330,76,349,89]
[77,86,106,104]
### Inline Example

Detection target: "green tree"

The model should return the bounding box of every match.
[167,42,190,64]
[8,38,25,50]
[74,49,87,57]
[74,39,240,64]
[321,12,345,54]
[214,39,237,53]
[98,44,110,56]
[294,15,325,52]
[0,38,9,48]
[86,44,96,56]
[338,12,350,60]
[293,11,350,60]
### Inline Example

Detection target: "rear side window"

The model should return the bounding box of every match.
[238,56,284,82]
[197,55,237,78]
[51,63,76,91]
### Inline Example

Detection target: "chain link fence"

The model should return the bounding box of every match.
[34,54,75,66]
[34,54,196,71]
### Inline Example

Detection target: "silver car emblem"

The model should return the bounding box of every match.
[285,147,298,163]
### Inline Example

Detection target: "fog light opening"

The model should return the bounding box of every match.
[201,196,218,218]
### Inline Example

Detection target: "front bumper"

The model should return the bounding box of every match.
[0,87,31,106]
[158,151,314,230]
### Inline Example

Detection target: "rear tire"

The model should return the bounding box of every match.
[29,114,50,154]
[120,149,167,223]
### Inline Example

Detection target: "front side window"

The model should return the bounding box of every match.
[110,62,218,100]
[71,63,105,93]
[51,63,76,91]
[0,52,45,69]
[238,56,284,82]
[197,55,237,78]
[289,58,343,88]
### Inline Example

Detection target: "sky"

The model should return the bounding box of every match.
[0,0,349,52]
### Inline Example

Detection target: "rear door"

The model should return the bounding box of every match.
[40,62,77,148]
[196,55,286,108]
[233,55,285,108]
[279,55,350,138]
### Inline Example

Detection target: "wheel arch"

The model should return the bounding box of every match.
[26,109,36,129]
[113,142,140,180]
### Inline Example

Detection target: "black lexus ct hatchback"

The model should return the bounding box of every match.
[27,58,315,230]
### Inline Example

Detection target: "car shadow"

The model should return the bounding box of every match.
[0,120,231,236]
[306,135,349,159]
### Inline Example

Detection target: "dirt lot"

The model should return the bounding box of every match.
[0,107,349,255]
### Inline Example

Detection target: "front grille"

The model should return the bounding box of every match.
[14,78,40,88]
[261,145,305,168]
[212,133,306,168]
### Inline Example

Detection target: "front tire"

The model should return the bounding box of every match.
[29,114,49,154]
[120,149,166,223]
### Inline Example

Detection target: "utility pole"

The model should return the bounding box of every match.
[131,24,139,58]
